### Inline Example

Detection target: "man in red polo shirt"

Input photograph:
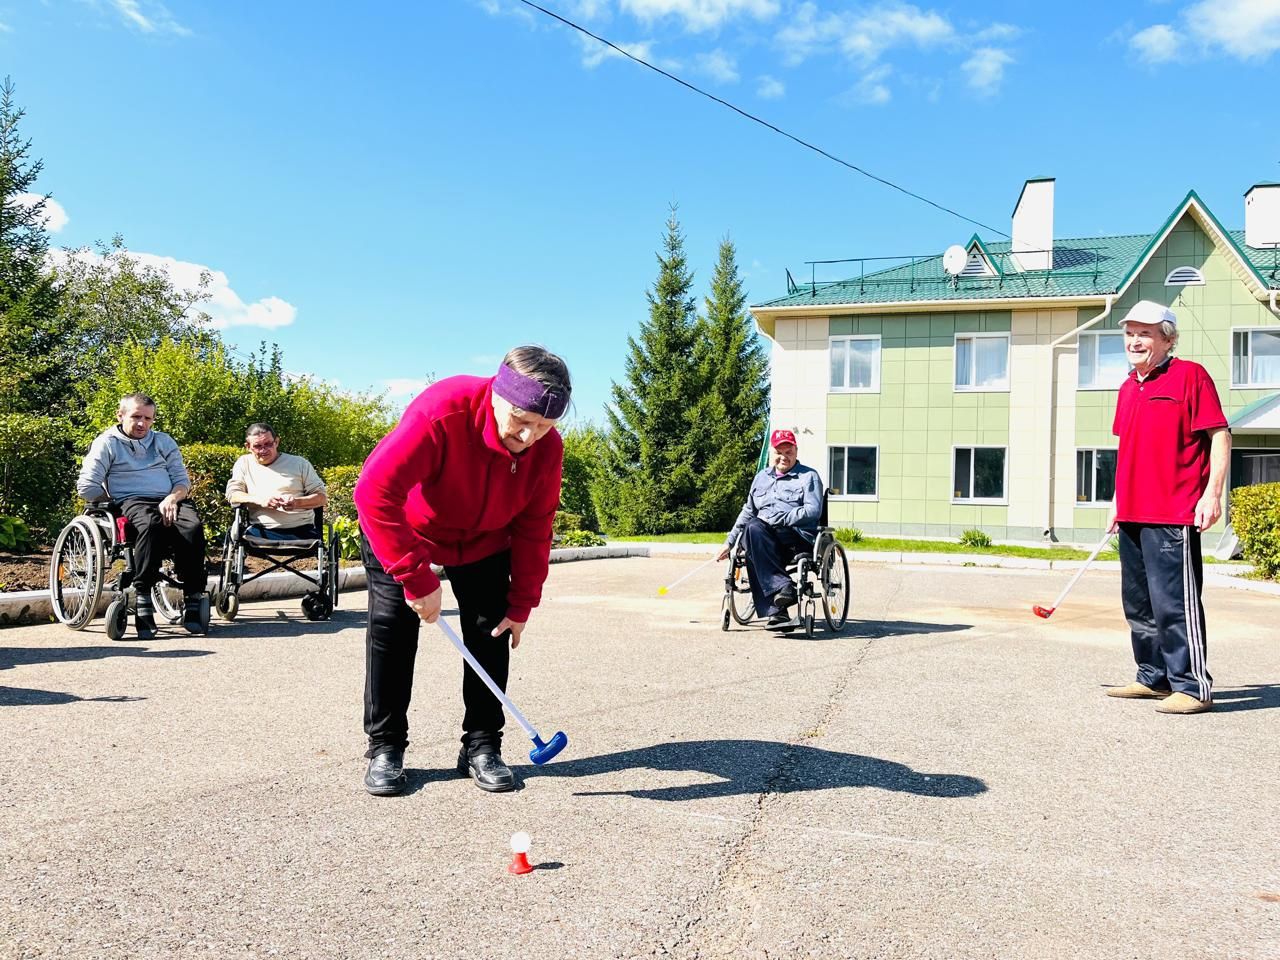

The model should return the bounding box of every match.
[1106,300,1231,714]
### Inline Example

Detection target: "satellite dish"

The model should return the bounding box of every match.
[943,244,968,276]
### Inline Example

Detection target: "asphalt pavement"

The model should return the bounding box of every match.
[1,557,1277,959]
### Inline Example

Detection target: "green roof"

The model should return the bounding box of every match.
[755,199,1280,311]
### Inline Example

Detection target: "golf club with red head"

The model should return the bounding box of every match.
[436,618,568,764]
[1032,532,1113,619]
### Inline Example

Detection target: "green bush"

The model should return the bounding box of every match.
[182,443,243,543]
[1232,482,1280,580]
[321,465,361,522]
[553,510,584,535]
[331,515,362,561]
[0,515,33,551]
[0,414,77,536]
[959,528,993,549]
[834,526,863,545]
[561,425,604,531]
[557,528,606,548]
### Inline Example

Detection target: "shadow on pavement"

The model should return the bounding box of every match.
[837,619,971,641]
[540,739,988,802]
[0,646,212,670]
[0,686,146,707]
[1210,684,1280,713]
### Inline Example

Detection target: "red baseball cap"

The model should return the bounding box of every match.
[770,429,797,448]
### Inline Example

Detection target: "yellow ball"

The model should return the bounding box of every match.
[657,587,668,596]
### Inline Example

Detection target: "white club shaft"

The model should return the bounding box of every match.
[661,554,719,594]
[1050,533,1112,609]
[437,619,538,740]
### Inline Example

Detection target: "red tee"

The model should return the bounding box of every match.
[1112,357,1227,525]
[354,375,563,622]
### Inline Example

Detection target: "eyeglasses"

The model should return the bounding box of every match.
[248,438,278,451]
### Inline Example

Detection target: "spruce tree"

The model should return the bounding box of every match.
[0,77,69,415]
[595,207,714,534]
[694,236,769,528]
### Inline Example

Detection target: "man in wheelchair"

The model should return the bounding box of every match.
[225,423,328,539]
[76,393,208,638]
[717,429,823,628]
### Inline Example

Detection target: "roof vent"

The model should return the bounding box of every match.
[1011,177,1054,271]
[1165,266,1205,286]
[1245,183,1280,249]
[961,250,992,277]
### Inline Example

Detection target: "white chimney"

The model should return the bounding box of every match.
[1011,177,1054,271]
[1245,183,1280,249]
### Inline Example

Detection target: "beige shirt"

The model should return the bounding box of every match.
[226,452,326,529]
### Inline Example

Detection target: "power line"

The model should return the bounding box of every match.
[515,0,1011,239]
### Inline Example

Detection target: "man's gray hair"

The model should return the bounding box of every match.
[1160,320,1178,351]
[118,392,156,411]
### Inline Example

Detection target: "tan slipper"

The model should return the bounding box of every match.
[1106,682,1172,699]
[1155,692,1212,714]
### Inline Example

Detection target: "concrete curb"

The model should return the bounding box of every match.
[1,544,652,627]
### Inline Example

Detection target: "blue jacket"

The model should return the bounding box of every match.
[726,463,824,546]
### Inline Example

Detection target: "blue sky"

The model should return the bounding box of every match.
[5,0,1280,423]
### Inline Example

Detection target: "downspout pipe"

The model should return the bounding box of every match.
[1043,295,1116,539]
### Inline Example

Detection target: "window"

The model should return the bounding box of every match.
[954,333,1009,390]
[1164,266,1205,286]
[1076,449,1117,504]
[829,335,881,391]
[1078,332,1128,389]
[953,446,1006,502]
[828,446,878,499]
[1232,329,1280,387]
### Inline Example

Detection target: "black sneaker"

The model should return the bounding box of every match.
[183,594,207,635]
[135,596,157,640]
[457,747,516,793]
[364,749,407,796]
[766,611,797,630]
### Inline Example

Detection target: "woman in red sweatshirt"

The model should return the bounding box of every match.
[354,346,569,796]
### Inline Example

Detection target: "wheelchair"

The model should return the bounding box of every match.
[49,503,210,639]
[721,497,850,638]
[211,505,339,622]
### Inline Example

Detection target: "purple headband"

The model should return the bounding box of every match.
[493,363,569,420]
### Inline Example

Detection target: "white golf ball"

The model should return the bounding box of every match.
[510,831,531,853]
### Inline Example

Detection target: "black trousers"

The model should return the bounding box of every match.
[361,531,513,758]
[120,496,207,596]
[1118,522,1212,700]
[740,517,811,617]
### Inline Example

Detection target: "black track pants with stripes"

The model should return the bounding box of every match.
[1118,522,1212,700]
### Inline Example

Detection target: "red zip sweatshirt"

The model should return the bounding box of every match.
[353,375,563,623]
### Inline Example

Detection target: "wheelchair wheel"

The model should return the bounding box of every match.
[215,587,239,621]
[721,608,731,632]
[301,591,332,621]
[49,517,106,630]
[726,551,755,625]
[152,560,184,624]
[104,596,129,641]
[803,606,815,639]
[820,541,850,632]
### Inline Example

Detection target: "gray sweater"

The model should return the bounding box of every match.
[726,463,824,547]
[77,426,191,502]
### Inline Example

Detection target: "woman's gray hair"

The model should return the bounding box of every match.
[502,345,572,412]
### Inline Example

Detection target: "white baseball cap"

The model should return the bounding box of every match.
[1121,300,1177,328]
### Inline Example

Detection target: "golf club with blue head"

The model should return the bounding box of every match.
[436,618,568,764]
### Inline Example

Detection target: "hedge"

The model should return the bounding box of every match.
[0,415,77,536]
[182,443,244,542]
[1231,481,1280,580]
[320,465,361,522]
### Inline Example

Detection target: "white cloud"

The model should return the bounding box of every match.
[696,48,740,82]
[756,74,785,98]
[14,193,70,233]
[1186,0,1280,59]
[779,2,954,66]
[975,22,1020,42]
[621,0,780,33]
[383,378,432,400]
[578,32,658,67]
[0,21,12,33]
[962,46,1013,95]
[1131,0,1280,64]
[52,245,296,330]
[1130,23,1181,62]
[108,0,191,36]
[842,64,893,105]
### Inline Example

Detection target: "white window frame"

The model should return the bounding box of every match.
[953,332,1010,392]
[827,444,879,501]
[1230,326,1280,388]
[1077,331,1128,390]
[829,334,881,393]
[1075,447,1118,507]
[951,444,1008,505]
